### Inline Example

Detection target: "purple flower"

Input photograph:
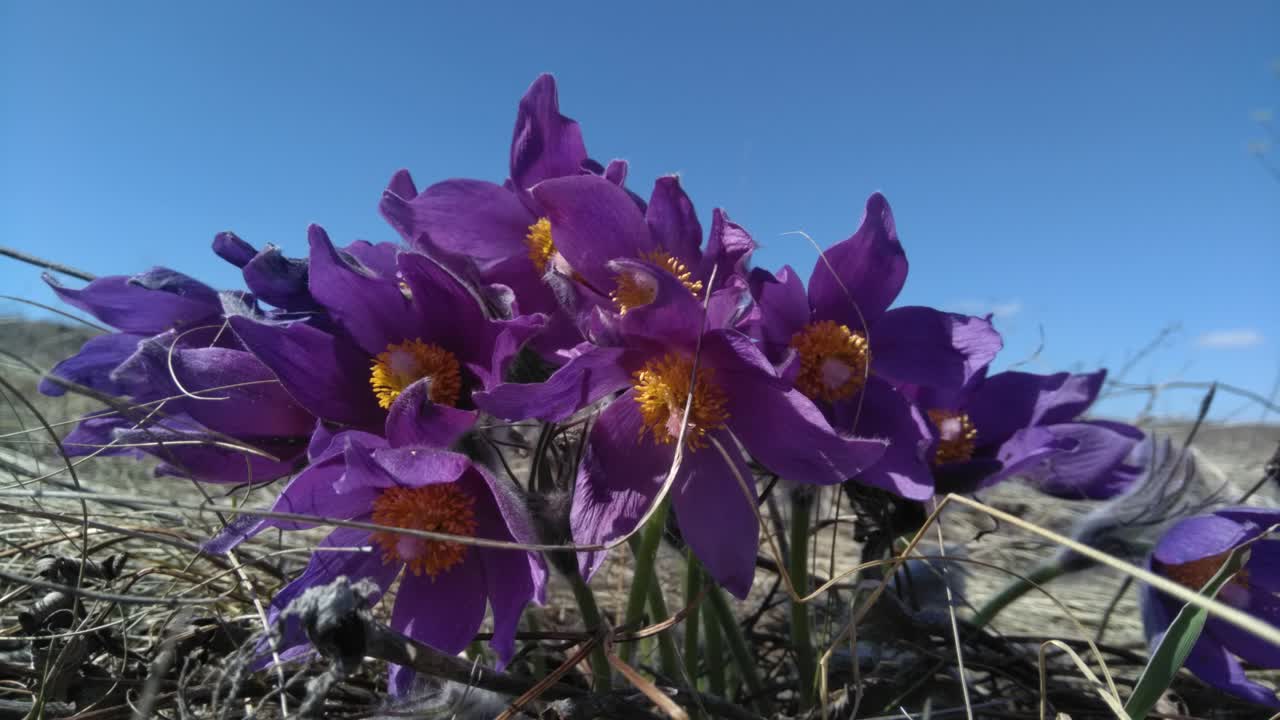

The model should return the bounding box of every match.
[226,226,542,444]
[40,268,315,483]
[920,369,1144,499]
[379,74,605,358]
[746,193,1002,500]
[1142,507,1280,708]
[211,402,547,695]
[477,260,885,598]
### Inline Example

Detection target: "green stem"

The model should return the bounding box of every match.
[567,568,613,690]
[789,489,816,709]
[970,560,1067,630]
[646,577,682,681]
[706,573,773,715]
[683,549,703,686]
[703,584,725,696]
[622,497,670,665]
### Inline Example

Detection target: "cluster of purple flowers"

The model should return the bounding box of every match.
[46,74,1254,700]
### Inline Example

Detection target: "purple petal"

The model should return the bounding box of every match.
[386,168,418,199]
[475,346,632,422]
[380,178,533,265]
[241,244,317,312]
[213,232,256,268]
[645,176,702,271]
[307,225,410,355]
[229,316,383,430]
[745,265,810,362]
[45,269,220,334]
[1017,421,1145,499]
[385,378,478,449]
[339,441,471,494]
[672,432,758,598]
[397,251,496,365]
[807,192,906,329]
[608,257,708,351]
[1155,514,1256,567]
[604,159,628,186]
[391,561,487,660]
[698,209,755,290]
[977,426,1075,490]
[39,332,144,397]
[530,174,656,292]
[468,468,545,667]
[1182,635,1280,707]
[708,331,887,485]
[870,307,1002,390]
[1205,612,1280,669]
[510,74,589,191]
[967,370,1106,446]
[570,391,674,581]
[834,377,935,500]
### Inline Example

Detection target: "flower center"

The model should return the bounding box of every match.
[370,484,478,578]
[927,409,978,465]
[1160,550,1251,593]
[789,320,870,402]
[525,217,556,273]
[632,354,730,450]
[369,339,462,410]
[642,250,704,297]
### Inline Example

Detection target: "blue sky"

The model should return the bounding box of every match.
[2,2,1276,420]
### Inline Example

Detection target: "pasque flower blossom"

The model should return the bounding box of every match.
[226,226,542,444]
[1143,508,1280,707]
[746,192,1002,500]
[916,368,1144,499]
[40,268,314,482]
[208,383,546,695]
[479,252,886,597]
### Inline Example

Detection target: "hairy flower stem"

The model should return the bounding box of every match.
[566,568,613,690]
[789,488,817,709]
[705,568,773,715]
[970,560,1066,630]
[645,574,683,682]
[703,587,725,695]
[683,549,703,686]
[622,497,670,665]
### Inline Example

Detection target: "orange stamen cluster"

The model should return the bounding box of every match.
[789,320,871,402]
[632,353,730,449]
[370,484,478,578]
[525,217,556,273]
[1161,550,1250,592]
[369,339,462,409]
[927,409,978,465]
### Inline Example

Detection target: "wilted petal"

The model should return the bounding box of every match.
[871,307,1001,390]
[807,193,906,329]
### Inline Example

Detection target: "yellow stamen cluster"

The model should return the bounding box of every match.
[632,354,730,450]
[370,484,478,578]
[610,267,658,315]
[525,217,556,273]
[641,250,704,297]
[789,320,871,402]
[369,339,462,410]
[927,409,978,466]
